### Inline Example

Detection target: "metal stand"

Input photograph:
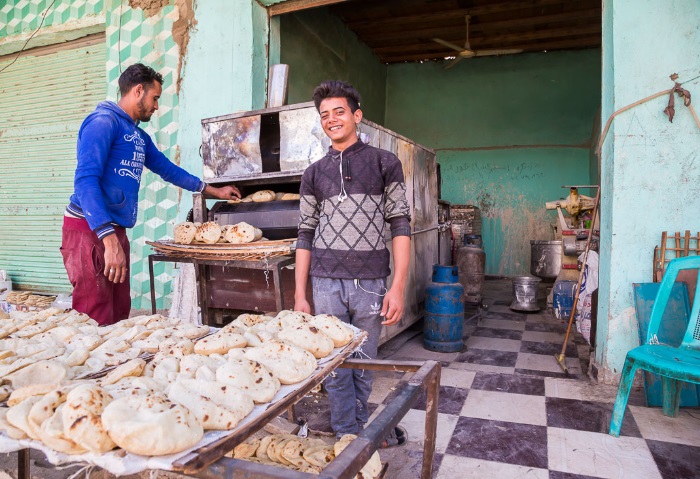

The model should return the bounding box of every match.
[148,254,294,323]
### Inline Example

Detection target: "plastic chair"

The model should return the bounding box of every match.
[609,256,700,437]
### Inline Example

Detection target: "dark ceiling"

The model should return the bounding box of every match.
[326,0,602,64]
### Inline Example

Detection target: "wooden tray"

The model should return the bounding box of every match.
[147,239,294,260]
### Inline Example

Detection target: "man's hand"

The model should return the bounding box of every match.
[103,235,127,283]
[294,296,312,314]
[204,184,241,200]
[380,286,405,326]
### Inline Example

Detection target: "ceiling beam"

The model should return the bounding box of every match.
[269,0,350,16]
[348,8,601,36]
[367,24,601,50]
[380,37,601,63]
[335,0,593,23]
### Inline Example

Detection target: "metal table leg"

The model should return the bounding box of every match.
[148,255,157,314]
[272,261,284,312]
[18,448,30,479]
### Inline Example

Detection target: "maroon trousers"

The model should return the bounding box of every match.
[60,217,131,326]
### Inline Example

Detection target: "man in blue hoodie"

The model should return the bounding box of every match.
[62,63,240,326]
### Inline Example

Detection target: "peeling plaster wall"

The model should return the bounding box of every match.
[384,50,601,276]
[596,0,700,383]
[280,8,387,124]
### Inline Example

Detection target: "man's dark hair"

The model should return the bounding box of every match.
[312,80,362,113]
[118,63,164,96]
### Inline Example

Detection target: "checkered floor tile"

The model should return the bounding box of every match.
[289,279,700,479]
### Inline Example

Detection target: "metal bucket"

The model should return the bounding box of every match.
[510,276,541,312]
[530,240,562,279]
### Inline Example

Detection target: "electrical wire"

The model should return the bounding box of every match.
[0,0,58,75]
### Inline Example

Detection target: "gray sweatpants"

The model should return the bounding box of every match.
[312,276,386,436]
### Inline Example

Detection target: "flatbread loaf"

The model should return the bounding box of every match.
[244,341,317,385]
[194,221,221,244]
[61,384,115,453]
[6,360,70,388]
[168,379,254,430]
[223,222,263,244]
[278,324,335,359]
[0,407,26,439]
[308,314,354,348]
[174,222,197,244]
[334,434,382,478]
[215,359,280,403]
[281,193,300,201]
[250,190,275,202]
[194,330,247,355]
[102,393,203,456]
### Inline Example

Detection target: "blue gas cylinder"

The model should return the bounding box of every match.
[553,280,577,319]
[424,264,465,352]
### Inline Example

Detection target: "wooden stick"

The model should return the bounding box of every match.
[684,230,691,256]
[653,245,660,283]
[660,231,667,275]
[675,232,681,257]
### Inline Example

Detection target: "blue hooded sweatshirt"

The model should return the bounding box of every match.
[67,101,205,239]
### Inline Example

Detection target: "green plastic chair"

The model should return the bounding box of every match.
[609,256,700,437]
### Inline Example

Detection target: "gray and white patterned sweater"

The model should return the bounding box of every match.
[297,140,411,279]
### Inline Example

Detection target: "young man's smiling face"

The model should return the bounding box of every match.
[318,97,363,151]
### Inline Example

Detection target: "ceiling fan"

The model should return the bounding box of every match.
[432,15,523,69]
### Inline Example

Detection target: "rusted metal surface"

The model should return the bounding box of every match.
[202,115,263,180]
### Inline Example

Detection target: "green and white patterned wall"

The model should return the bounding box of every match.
[0,0,103,37]
[105,0,183,310]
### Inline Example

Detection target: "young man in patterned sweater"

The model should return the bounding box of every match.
[294,80,411,444]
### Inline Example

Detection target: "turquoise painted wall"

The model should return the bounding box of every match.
[384,50,601,275]
[280,8,387,124]
[596,0,700,383]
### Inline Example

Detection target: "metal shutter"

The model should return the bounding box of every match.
[0,35,106,292]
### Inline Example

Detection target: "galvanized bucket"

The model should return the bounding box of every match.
[510,276,541,312]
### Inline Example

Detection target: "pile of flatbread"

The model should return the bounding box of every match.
[231,433,381,478]
[173,221,263,245]
[228,189,300,204]
[0,310,356,459]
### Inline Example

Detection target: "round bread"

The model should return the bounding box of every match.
[6,360,70,388]
[274,192,286,201]
[179,354,226,378]
[278,324,335,359]
[168,379,254,430]
[37,403,87,455]
[303,444,335,468]
[215,359,280,403]
[101,358,147,386]
[0,407,27,440]
[223,222,263,244]
[308,314,354,348]
[250,190,275,202]
[194,330,247,355]
[243,341,317,385]
[233,438,260,458]
[334,434,381,478]
[60,384,114,453]
[281,193,300,201]
[102,393,203,455]
[229,313,272,329]
[174,222,197,244]
[194,221,221,244]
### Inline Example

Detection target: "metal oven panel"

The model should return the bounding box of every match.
[279,108,330,171]
[202,115,262,180]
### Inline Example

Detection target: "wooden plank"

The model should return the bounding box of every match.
[380,38,601,63]
[675,232,681,258]
[336,0,580,23]
[363,23,601,47]
[269,0,349,15]
[349,8,600,36]
[659,231,668,281]
[266,64,289,108]
[684,230,691,256]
